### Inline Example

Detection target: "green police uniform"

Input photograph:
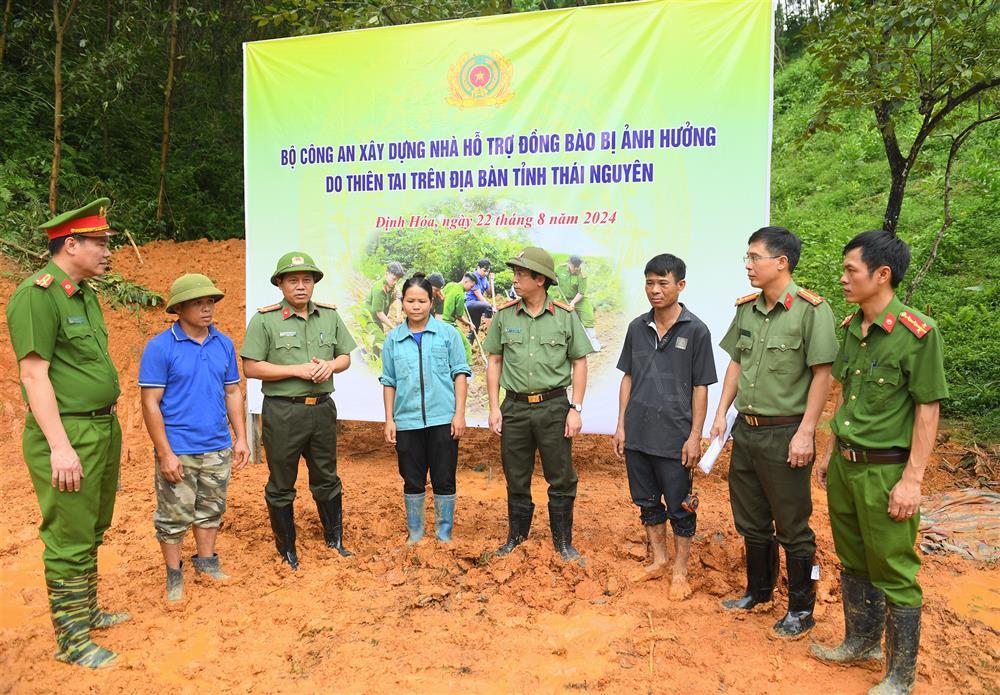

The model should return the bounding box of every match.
[442,281,473,363]
[828,297,948,607]
[364,280,394,338]
[550,264,595,328]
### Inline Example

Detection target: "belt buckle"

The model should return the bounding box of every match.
[745,415,758,426]
[109,404,117,415]
[527,394,543,404]
[304,396,318,406]
[843,448,858,463]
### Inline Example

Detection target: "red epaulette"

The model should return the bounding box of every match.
[315,301,337,310]
[257,303,282,313]
[898,310,932,339]
[840,312,855,329]
[797,288,824,306]
[552,299,574,312]
[496,298,519,311]
[33,273,54,288]
[735,292,760,306]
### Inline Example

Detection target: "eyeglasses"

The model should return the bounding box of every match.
[743,254,781,264]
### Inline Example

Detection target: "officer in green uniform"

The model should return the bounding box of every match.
[812,231,947,695]
[441,273,476,364]
[242,252,358,569]
[711,226,838,638]
[6,198,128,669]
[428,272,446,317]
[483,247,594,563]
[550,255,601,351]
[363,260,404,352]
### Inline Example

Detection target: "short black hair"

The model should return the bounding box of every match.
[477,258,491,270]
[644,253,686,281]
[568,254,583,267]
[747,226,801,272]
[843,230,911,288]
[530,270,554,290]
[48,234,84,256]
[401,272,433,300]
[462,271,478,283]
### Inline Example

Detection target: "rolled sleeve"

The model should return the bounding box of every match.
[379,339,397,388]
[446,325,473,379]
[138,338,168,388]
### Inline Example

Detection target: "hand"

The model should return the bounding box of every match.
[293,362,318,380]
[787,428,815,468]
[232,439,251,471]
[451,413,466,440]
[489,407,502,436]
[612,425,626,460]
[384,419,397,445]
[709,413,727,443]
[160,452,184,484]
[814,455,830,490]
[50,444,83,492]
[887,472,922,521]
[310,358,334,383]
[681,435,702,469]
[564,408,582,438]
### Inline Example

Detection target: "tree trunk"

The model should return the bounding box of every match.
[49,0,78,215]
[0,0,13,68]
[156,0,179,222]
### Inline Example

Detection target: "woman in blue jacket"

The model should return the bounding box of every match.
[380,273,472,543]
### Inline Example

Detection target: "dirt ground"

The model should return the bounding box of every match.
[0,240,997,694]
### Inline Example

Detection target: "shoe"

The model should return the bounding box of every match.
[85,568,130,629]
[47,576,118,668]
[267,502,300,569]
[434,494,456,543]
[404,493,426,545]
[165,562,184,602]
[495,500,535,556]
[316,494,353,557]
[191,554,230,581]
[773,552,817,638]
[722,538,779,610]
[811,572,885,664]
[548,497,584,564]
[868,604,921,694]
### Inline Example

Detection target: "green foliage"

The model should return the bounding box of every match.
[90,273,164,309]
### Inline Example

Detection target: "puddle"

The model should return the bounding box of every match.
[947,569,1000,630]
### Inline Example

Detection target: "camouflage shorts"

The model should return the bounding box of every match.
[154,448,232,543]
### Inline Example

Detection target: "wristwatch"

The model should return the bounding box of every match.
[570,403,583,413]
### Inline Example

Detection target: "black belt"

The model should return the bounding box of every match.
[838,439,910,464]
[266,394,331,406]
[61,403,117,418]
[739,413,803,427]
[507,387,566,404]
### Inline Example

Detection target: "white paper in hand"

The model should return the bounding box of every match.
[698,409,737,474]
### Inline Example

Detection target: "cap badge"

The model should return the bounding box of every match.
[291,256,304,265]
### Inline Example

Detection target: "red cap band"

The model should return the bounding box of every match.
[45,214,110,240]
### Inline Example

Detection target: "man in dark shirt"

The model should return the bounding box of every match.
[613,254,717,600]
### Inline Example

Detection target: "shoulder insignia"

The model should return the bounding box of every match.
[735,292,760,306]
[898,310,932,339]
[797,288,824,306]
[315,301,337,310]
[552,299,574,312]
[840,312,855,329]
[783,292,794,310]
[60,279,76,297]
[257,303,282,313]
[497,298,519,311]
[33,273,54,288]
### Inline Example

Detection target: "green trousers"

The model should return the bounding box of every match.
[574,298,595,328]
[23,413,122,581]
[727,419,816,557]
[261,396,341,507]
[827,451,922,607]
[499,394,577,504]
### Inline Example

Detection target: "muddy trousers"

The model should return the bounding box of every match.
[262,396,341,507]
[499,395,577,505]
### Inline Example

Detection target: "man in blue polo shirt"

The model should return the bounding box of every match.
[139,274,250,601]
[464,258,494,340]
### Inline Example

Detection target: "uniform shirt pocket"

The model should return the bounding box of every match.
[275,333,302,351]
[317,331,338,359]
[540,332,568,353]
[61,322,100,362]
[765,335,803,373]
[863,365,902,407]
[735,334,754,363]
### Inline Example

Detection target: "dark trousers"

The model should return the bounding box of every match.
[499,395,577,504]
[466,301,493,331]
[261,396,341,507]
[396,424,457,495]
[727,419,816,557]
[624,449,695,536]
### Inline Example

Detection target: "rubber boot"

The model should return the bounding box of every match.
[868,604,921,695]
[404,493,426,545]
[316,494,353,557]
[548,497,584,564]
[85,569,130,629]
[722,539,779,610]
[47,576,118,668]
[165,562,184,602]
[773,552,817,638]
[267,502,300,569]
[191,554,230,581]
[495,500,535,556]
[434,494,456,543]
[811,572,885,664]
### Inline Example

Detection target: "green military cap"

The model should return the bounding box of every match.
[165,273,225,314]
[270,251,324,286]
[506,246,558,284]
[39,197,116,240]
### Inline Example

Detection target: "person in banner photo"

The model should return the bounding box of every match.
[441,272,478,364]
[710,226,837,639]
[241,252,357,569]
[380,273,472,545]
[812,231,948,695]
[465,258,494,340]
[138,273,250,602]
[5,198,128,669]
[364,260,405,353]
[428,272,446,318]
[612,254,717,600]
[483,247,593,564]
[551,255,602,352]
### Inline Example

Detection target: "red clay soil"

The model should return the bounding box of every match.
[0,240,997,694]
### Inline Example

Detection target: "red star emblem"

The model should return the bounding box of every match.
[783,293,793,310]
[61,279,76,296]
[470,65,491,87]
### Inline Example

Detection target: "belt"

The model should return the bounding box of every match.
[507,387,567,404]
[739,413,803,427]
[266,394,331,406]
[838,439,910,464]
[61,403,117,418]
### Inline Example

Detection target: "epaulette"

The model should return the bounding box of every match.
[898,310,932,339]
[33,273,54,288]
[797,288,824,306]
[496,298,519,311]
[735,292,760,306]
[257,303,282,313]
[840,312,855,329]
[315,301,337,310]
[552,299,574,312]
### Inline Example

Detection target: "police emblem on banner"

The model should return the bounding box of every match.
[447,52,514,109]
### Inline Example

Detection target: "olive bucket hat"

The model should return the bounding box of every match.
[270,251,324,286]
[166,273,225,314]
[506,246,559,284]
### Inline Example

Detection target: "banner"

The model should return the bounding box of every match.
[243,0,775,433]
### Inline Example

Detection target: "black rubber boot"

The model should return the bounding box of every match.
[811,572,885,664]
[773,552,817,638]
[316,494,353,557]
[868,604,921,695]
[267,502,300,570]
[494,500,535,556]
[722,539,779,610]
[548,497,584,564]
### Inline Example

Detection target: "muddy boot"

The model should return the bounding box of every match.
[165,562,184,602]
[868,604,921,695]
[316,494,353,557]
[47,576,118,668]
[722,538,779,610]
[434,494,456,543]
[191,554,230,581]
[404,493,426,545]
[267,502,300,570]
[811,572,885,664]
[773,552,817,638]
[85,568,130,629]
[548,498,584,565]
[631,523,669,582]
[495,500,534,556]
